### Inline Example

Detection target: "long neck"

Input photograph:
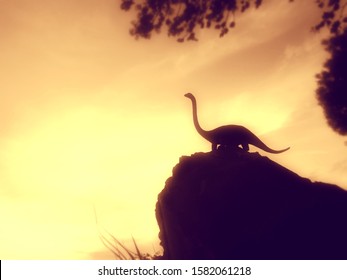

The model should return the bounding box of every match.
[189,97,208,137]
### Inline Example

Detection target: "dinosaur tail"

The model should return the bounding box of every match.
[265,146,290,154]
[250,136,290,154]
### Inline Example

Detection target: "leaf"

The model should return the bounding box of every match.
[120,0,134,11]
[330,20,340,34]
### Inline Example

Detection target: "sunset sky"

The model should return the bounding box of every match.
[1,0,346,259]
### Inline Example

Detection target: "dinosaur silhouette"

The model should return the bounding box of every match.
[184,93,290,154]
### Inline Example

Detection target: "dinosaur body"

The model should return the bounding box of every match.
[184,93,290,154]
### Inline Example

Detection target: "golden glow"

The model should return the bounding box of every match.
[1,0,346,259]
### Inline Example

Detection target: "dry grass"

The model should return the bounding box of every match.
[93,205,162,260]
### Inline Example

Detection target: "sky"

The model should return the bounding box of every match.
[1,0,346,259]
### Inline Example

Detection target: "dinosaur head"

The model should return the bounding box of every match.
[184,93,194,99]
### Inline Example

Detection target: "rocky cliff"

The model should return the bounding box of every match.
[156,149,347,259]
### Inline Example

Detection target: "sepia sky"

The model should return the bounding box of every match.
[1,0,346,259]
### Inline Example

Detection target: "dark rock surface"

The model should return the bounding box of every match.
[155,149,347,259]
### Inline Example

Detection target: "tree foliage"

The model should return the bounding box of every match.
[121,0,264,42]
[316,27,347,135]
[314,0,347,135]
[313,0,347,35]
[121,0,347,41]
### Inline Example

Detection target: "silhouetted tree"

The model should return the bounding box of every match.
[120,0,347,135]
[316,28,347,135]
[121,0,265,41]
[121,0,347,41]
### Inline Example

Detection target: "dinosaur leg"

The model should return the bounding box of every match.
[241,143,249,151]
